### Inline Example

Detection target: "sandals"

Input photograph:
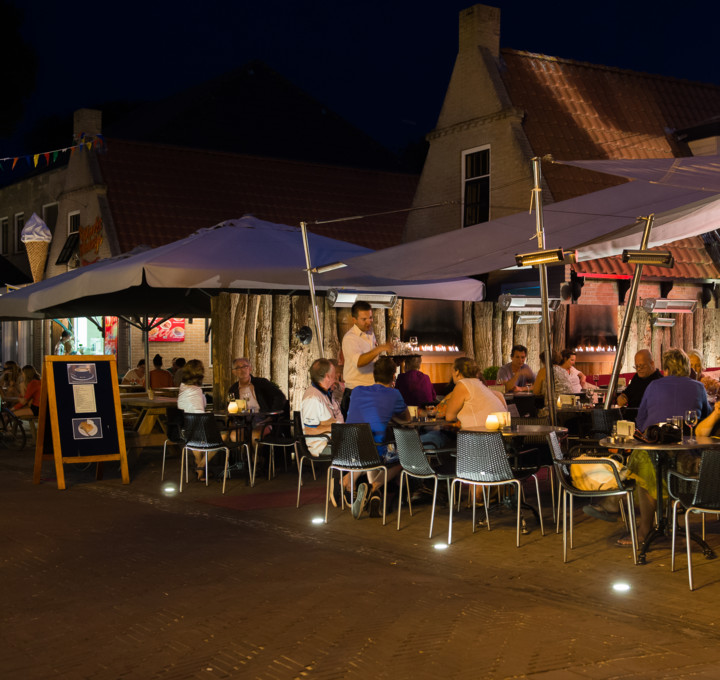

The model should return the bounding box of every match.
[615,534,634,547]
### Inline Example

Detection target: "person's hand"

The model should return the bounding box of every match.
[378,341,394,354]
[616,393,628,407]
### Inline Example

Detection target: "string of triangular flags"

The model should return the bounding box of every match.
[0,133,105,173]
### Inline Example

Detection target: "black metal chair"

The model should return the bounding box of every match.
[449,431,542,547]
[296,411,332,508]
[179,412,232,493]
[669,450,720,590]
[393,427,456,538]
[325,423,388,525]
[253,410,296,482]
[162,406,186,481]
[512,416,556,521]
[548,431,638,564]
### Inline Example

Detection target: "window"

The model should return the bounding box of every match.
[0,218,8,255]
[43,203,58,235]
[462,147,490,228]
[14,213,24,253]
[68,211,81,235]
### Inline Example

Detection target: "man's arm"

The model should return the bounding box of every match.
[357,341,393,368]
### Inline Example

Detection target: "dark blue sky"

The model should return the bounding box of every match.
[9,0,720,154]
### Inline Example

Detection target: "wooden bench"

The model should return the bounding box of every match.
[16,413,38,445]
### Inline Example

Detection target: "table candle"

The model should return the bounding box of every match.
[485,414,500,430]
[228,401,239,414]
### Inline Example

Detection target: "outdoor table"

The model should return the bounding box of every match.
[463,424,568,437]
[121,395,178,435]
[598,435,720,564]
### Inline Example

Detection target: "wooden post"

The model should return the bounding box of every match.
[322,298,340,361]
[474,302,493,370]
[694,306,703,356]
[245,294,261,370]
[271,295,291,399]
[683,310,694,353]
[387,299,403,347]
[501,308,513,367]
[553,303,567,352]
[462,301,474,360]
[288,296,314,413]
[211,293,234,407]
[255,294,273,381]
[703,308,715,369]
[231,293,248,359]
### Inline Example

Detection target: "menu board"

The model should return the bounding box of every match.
[34,355,129,490]
[149,318,185,342]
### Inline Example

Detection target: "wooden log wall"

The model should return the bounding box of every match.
[211,297,720,412]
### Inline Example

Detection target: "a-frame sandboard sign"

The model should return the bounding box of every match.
[33,355,130,490]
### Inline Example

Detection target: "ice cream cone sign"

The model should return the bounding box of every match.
[21,213,52,282]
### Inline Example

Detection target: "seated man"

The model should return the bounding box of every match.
[346,356,410,518]
[496,344,535,393]
[395,355,436,406]
[616,349,662,408]
[229,357,289,446]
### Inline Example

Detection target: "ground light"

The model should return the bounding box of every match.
[162,483,178,496]
[433,543,449,551]
[612,582,631,593]
[311,517,324,525]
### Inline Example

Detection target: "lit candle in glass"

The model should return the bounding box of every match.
[485,414,500,430]
[228,401,239,414]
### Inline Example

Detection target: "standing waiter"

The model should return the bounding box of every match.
[340,301,393,418]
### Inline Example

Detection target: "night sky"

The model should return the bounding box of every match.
[6,0,720,155]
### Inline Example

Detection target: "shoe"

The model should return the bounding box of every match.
[368,494,382,518]
[582,504,616,522]
[352,483,368,519]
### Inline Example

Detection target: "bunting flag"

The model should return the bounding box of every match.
[0,134,107,173]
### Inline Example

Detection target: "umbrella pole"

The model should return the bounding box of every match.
[300,221,325,358]
[144,316,152,398]
[604,214,654,409]
[531,158,556,426]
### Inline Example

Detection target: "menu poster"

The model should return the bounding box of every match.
[73,384,97,413]
[104,316,118,355]
[149,318,185,342]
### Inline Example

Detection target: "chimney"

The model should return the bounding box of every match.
[459,4,501,58]
[73,108,102,139]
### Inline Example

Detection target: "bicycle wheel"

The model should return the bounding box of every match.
[1,413,27,450]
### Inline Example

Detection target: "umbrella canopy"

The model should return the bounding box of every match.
[557,155,720,193]
[22,216,483,318]
[340,179,720,280]
[0,286,46,321]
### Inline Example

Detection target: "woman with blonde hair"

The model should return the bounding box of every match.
[443,357,507,428]
[687,348,719,397]
[12,365,41,417]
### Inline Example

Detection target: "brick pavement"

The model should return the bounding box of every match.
[3,445,720,679]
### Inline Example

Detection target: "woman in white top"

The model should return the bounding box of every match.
[533,351,575,402]
[444,357,507,428]
[560,349,588,393]
[177,359,210,480]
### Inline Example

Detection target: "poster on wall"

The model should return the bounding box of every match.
[104,316,118,355]
[149,318,185,342]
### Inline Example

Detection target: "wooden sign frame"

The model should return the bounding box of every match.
[33,355,129,490]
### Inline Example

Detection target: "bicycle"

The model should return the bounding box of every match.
[0,407,28,450]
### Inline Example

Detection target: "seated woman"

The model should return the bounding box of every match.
[443,357,507,428]
[177,359,213,481]
[687,348,719,398]
[395,356,436,407]
[622,348,711,545]
[532,351,575,402]
[1,361,25,401]
[560,349,589,393]
[12,365,41,417]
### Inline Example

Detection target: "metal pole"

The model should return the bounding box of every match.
[531,158,556,425]
[144,315,152,398]
[604,214,654,410]
[300,221,325,358]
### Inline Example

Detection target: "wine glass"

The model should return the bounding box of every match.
[409,336,418,351]
[685,409,699,442]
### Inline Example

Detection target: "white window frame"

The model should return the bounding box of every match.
[0,217,8,255]
[14,212,25,253]
[68,210,81,235]
[461,145,491,229]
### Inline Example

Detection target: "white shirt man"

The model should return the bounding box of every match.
[301,359,344,456]
[341,302,393,390]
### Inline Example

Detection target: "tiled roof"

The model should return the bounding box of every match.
[97,139,418,252]
[574,237,720,280]
[500,49,720,280]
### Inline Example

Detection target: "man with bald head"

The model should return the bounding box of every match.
[616,349,662,408]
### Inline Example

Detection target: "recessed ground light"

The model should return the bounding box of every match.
[162,483,178,496]
[433,543,449,551]
[311,517,324,525]
[612,582,631,592]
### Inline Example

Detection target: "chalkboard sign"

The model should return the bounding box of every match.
[33,355,129,490]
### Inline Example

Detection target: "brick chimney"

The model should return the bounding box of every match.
[459,4,501,58]
[73,108,102,140]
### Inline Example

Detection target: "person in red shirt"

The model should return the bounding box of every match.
[12,365,41,417]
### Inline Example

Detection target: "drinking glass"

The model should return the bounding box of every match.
[685,409,699,442]
[409,336,418,351]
